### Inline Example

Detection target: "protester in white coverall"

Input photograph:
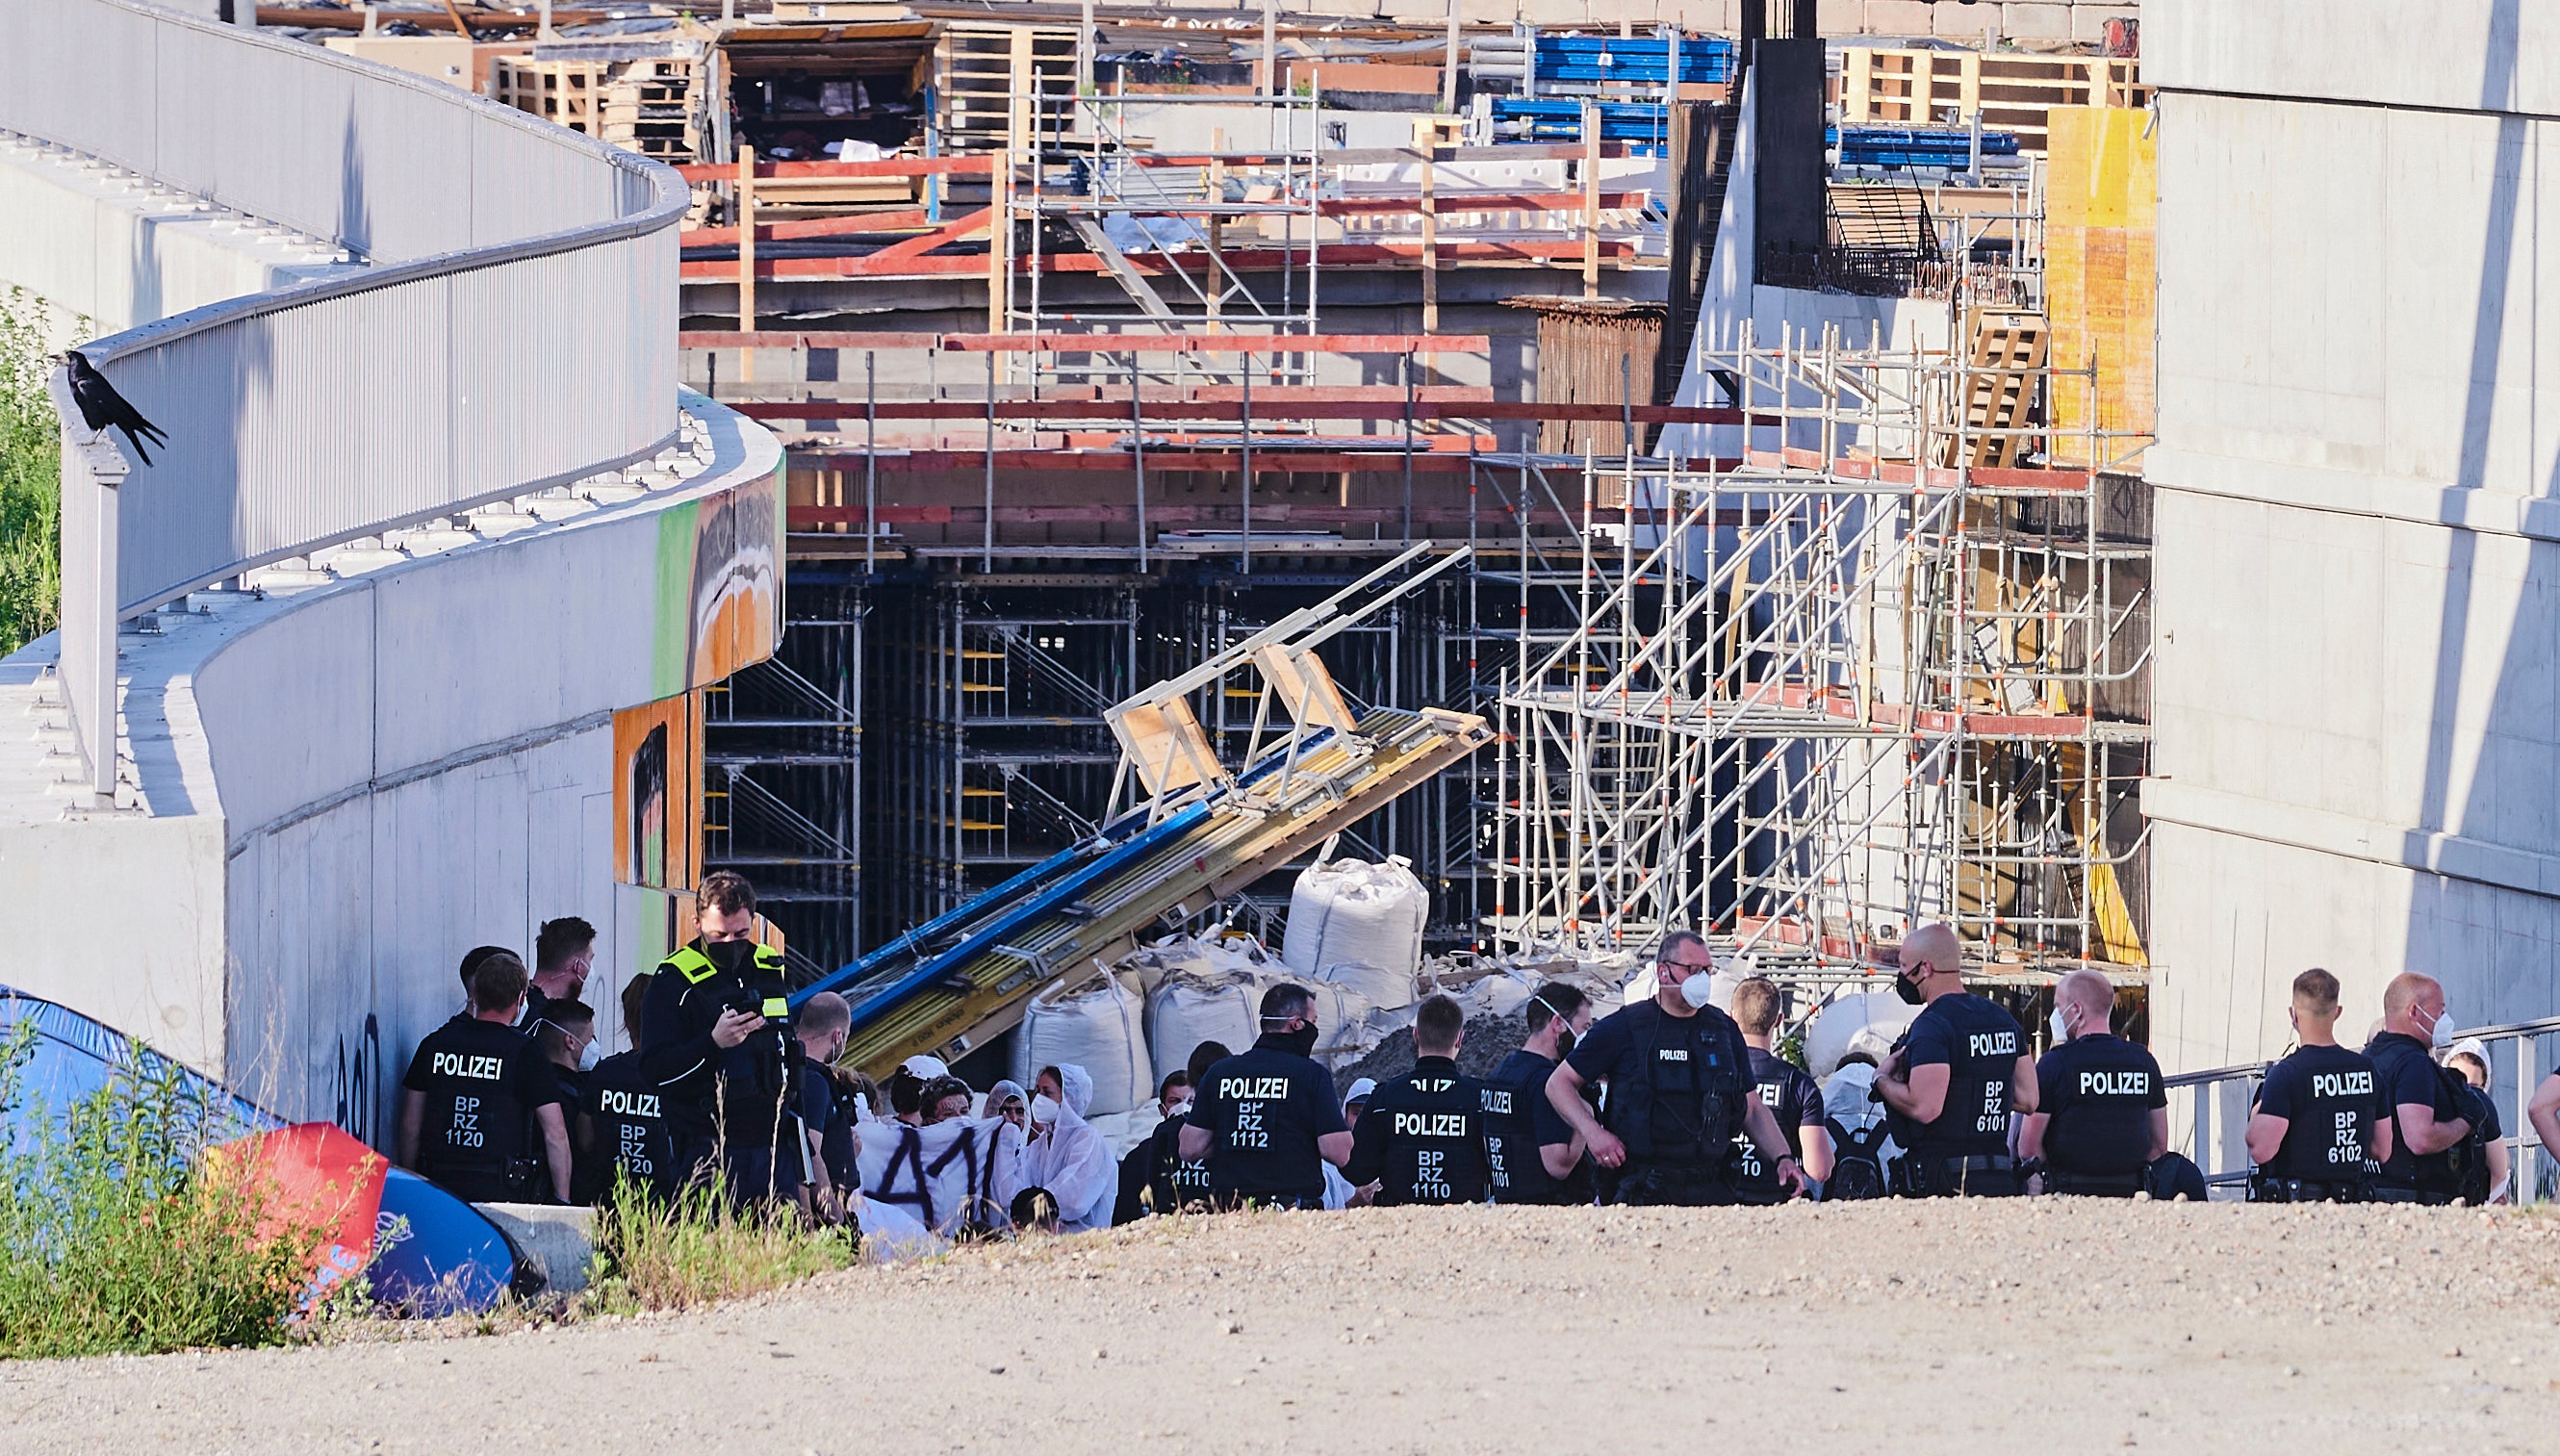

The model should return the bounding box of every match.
[1023,1063,1115,1233]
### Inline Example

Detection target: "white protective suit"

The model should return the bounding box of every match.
[853,1111,1025,1249]
[1021,1063,1115,1233]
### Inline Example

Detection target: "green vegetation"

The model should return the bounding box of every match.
[0,291,62,654]
[581,1172,858,1315]
[0,1020,337,1360]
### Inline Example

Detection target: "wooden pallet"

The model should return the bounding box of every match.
[1945,306,2048,470]
[1839,48,2146,158]
[934,20,1077,158]
[494,53,702,163]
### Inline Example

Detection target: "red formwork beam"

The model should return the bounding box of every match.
[676,239,1641,281]
[682,331,1488,354]
[671,158,994,182]
[732,398,1751,425]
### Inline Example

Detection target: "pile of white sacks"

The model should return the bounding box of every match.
[855,860,1661,1258]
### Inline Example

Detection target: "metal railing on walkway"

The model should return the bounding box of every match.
[2166,1015,2560,1204]
[5,0,684,800]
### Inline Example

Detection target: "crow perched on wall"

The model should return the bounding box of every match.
[63,351,167,468]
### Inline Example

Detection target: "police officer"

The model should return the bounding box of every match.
[1547,932,1805,1207]
[2247,967,2390,1201]
[1872,922,2037,1196]
[636,871,804,1205]
[1177,985,1353,1210]
[397,951,573,1204]
[1146,1039,1230,1215]
[2362,972,2472,1204]
[1484,982,1594,1205]
[1344,994,1491,1206]
[1728,977,1832,1203]
[790,991,855,1223]
[2018,968,2164,1196]
[579,976,679,1205]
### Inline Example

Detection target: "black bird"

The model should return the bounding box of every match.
[63,350,167,467]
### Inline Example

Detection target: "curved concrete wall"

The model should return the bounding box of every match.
[0,398,780,1127]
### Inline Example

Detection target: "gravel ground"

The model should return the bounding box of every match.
[4,1200,2558,1454]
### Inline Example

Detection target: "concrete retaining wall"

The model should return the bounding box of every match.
[2144,0,2560,1066]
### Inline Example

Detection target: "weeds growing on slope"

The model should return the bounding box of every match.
[0,291,61,654]
[581,1171,858,1315]
[0,1019,336,1360]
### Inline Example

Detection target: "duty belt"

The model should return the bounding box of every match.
[2247,1174,2367,1204]
[2046,1169,2141,1198]
[1899,1154,2017,1197]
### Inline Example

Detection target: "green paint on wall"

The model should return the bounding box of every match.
[651,499,699,700]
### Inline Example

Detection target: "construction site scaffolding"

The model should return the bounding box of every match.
[1490,321,2152,990]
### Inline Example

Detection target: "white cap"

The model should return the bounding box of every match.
[1343,1077,1378,1108]
[900,1054,950,1079]
[2446,1036,2491,1069]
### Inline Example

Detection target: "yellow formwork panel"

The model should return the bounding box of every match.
[2046,107,2157,469]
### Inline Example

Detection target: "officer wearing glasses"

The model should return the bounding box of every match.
[1546,932,1805,1207]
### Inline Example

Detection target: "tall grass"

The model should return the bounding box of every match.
[0,290,62,654]
[0,1021,330,1359]
[582,1172,858,1315]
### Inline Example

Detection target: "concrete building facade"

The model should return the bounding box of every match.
[2144,0,2560,1068]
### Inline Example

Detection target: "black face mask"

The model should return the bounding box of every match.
[704,939,756,977]
[1893,969,1927,1007]
[1554,1027,1577,1061]
[1267,1023,1319,1059]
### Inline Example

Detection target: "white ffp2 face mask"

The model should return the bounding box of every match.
[2049,1009,2072,1043]
[1679,972,1716,1009]
[1032,1093,1062,1126]
[578,1039,604,1072]
[2430,1006,2457,1048]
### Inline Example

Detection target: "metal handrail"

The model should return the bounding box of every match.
[13,0,686,800]
[2163,1016,2560,1204]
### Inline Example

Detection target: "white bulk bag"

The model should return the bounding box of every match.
[1304,981,1384,1069]
[1282,856,1427,989]
[1144,972,1264,1086]
[1012,974,1151,1116]
[1314,958,1418,1011]
[1805,990,1922,1081]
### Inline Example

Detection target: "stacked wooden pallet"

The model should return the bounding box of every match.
[1945,305,2048,470]
[494,53,703,163]
[1838,48,2145,158]
[934,21,1077,158]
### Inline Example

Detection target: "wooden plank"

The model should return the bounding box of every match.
[732,397,1749,423]
[672,157,992,182]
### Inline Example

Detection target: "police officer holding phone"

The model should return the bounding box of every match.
[1547,931,1805,1207]
[2247,967,2390,1201]
[1873,922,2037,1196]
[637,871,802,1205]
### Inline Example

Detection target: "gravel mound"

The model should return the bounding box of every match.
[1338,1010,1529,1086]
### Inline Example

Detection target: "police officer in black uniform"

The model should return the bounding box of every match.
[398,951,573,1204]
[2363,972,2472,1204]
[2247,967,2390,1201]
[1484,983,1594,1205]
[636,871,805,1206]
[579,976,680,1205]
[1147,1039,1230,1214]
[1728,977,1831,1203]
[2019,968,2164,1196]
[1178,985,1352,1210]
[1873,922,2037,1196]
[1547,932,1805,1207]
[1344,994,1491,1206]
